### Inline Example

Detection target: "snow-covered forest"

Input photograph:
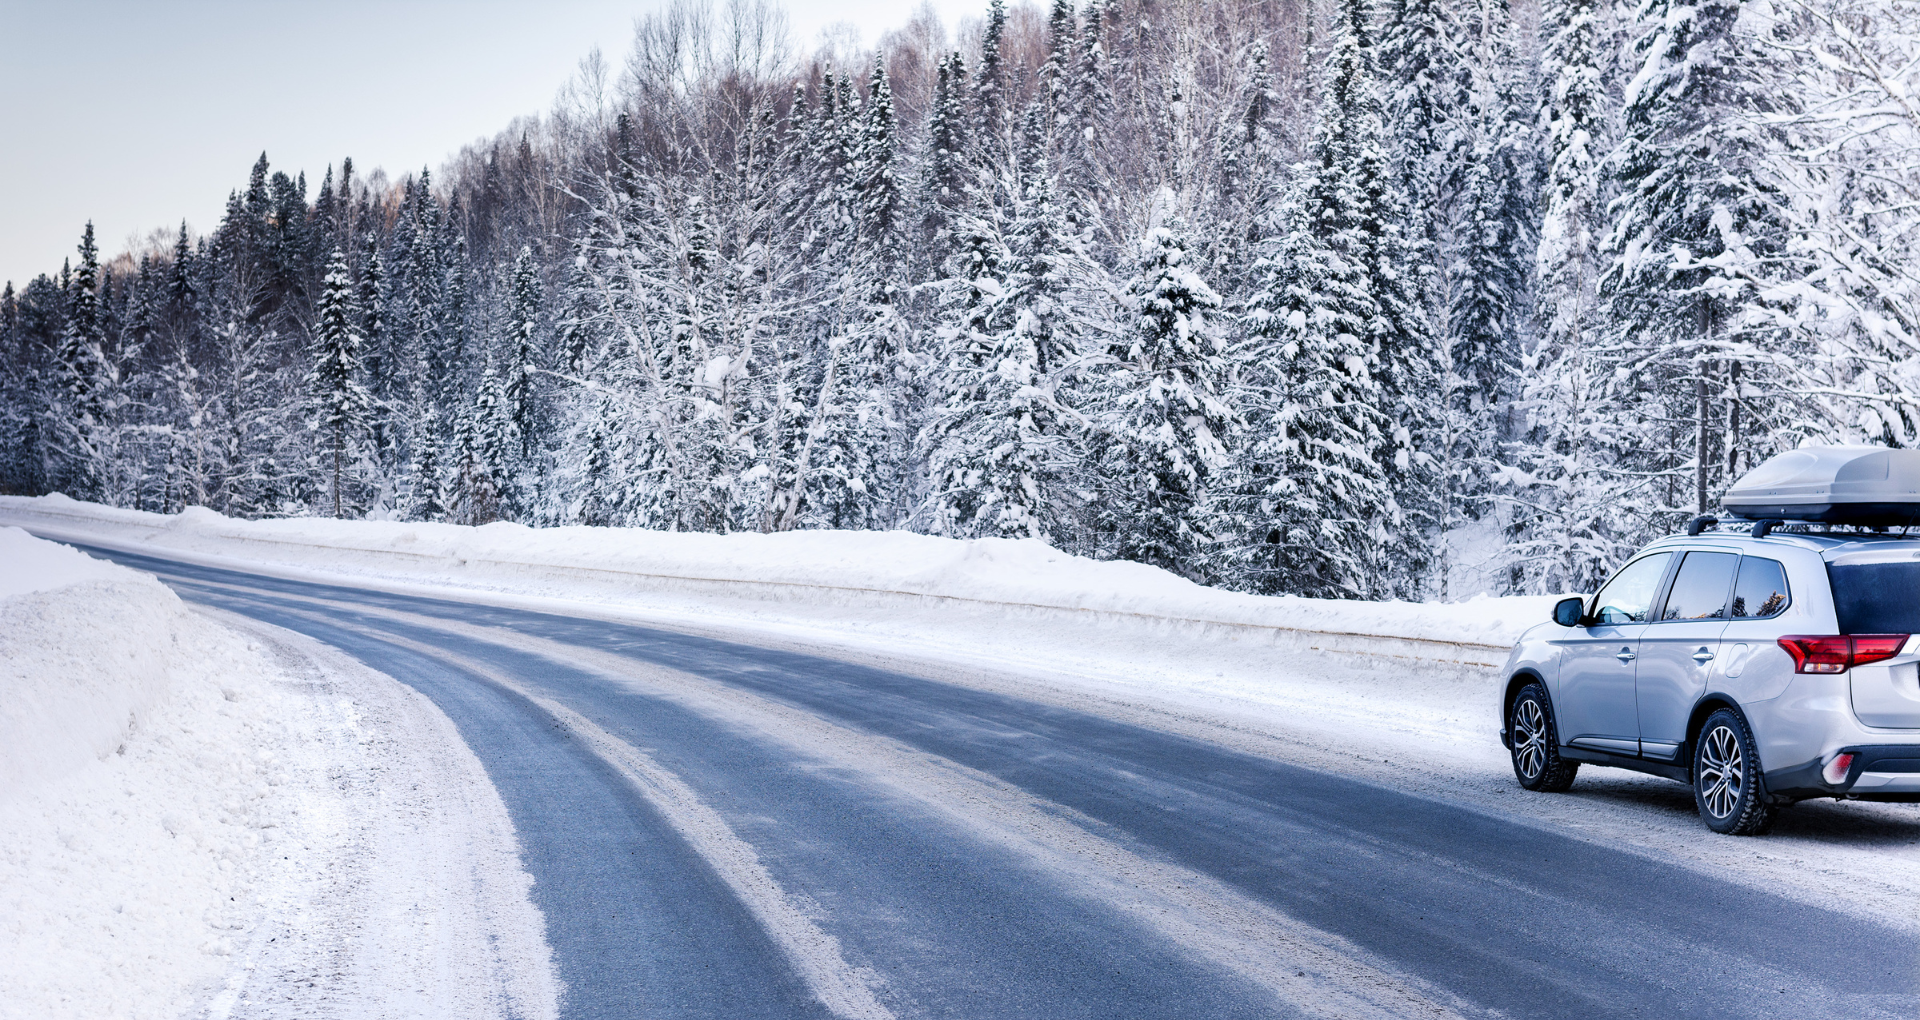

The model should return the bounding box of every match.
[3,0,1917,600]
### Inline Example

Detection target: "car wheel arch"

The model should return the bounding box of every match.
[1503,669,1550,747]
[1685,696,1752,781]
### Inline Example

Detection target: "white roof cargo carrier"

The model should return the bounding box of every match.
[1721,446,1920,525]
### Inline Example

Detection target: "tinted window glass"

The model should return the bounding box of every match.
[1730,557,1790,619]
[1661,551,1738,621]
[1829,562,1920,633]
[1591,553,1672,625]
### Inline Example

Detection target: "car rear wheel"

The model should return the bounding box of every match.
[1510,683,1578,792]
[1693,708,1775,835]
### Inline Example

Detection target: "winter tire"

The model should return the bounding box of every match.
[1510,682,1578,792]
[1693,708,1775,836]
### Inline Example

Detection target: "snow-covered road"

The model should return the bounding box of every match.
[61,540,1920,1020]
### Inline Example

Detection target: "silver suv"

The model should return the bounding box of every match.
[1500,503,1920,834]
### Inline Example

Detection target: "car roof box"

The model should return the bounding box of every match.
[1722,447,1920,524]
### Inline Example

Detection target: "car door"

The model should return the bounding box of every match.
[1555,552,1674,756]
[1634,550,1738,763]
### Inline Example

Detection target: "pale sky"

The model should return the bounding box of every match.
[0,0,979,291]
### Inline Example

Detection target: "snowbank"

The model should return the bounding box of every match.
[0,496,1555,664]
[0,528,556,1019]
[0,526,187,799]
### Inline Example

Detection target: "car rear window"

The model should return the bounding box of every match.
[1828,561,1920,633]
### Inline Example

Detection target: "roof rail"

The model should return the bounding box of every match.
[1701,516,1920,539]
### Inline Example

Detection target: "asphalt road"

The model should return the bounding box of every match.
[70,543,1920,1019]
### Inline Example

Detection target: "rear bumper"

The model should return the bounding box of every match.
[1764,744,1920,802]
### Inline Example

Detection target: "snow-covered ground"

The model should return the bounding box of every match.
[9,493,1920,952]
[0,527,557,1020]
[0,493,1555,665]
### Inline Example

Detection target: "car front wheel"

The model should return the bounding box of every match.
[1510,682,1578,792]
[1693,708,1775,836]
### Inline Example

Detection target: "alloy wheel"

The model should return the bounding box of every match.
[1697,724,1745,820]
[1513,698,1546,780]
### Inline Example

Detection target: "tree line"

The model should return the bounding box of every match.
[3,0,1916,600]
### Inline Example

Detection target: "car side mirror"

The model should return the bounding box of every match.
[1553,597,1586,628]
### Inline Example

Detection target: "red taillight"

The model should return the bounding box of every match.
[1777,635,1910,673]
[1778,635,1851,672]
[1852,635,1908,666]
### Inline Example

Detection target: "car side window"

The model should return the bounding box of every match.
[1590,553,1673,625]
[1660,551,1739,621]
[1731,556,1791,619]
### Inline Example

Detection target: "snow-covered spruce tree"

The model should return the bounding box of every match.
[1218,177,1393,598]
[771,61,913,533]
[1310,0,1441,597]
[1435,5,1535,595]
[1377,0,1461,351]
[924,104,1089,543]
[575,397,616,527]
[55,223,113,503]
[1761,2,1920,450]
[1506,0,1618,593]
[1005,106,1081,382]
[453,358,511,526]
[502,245,544,465]
[919,52,971,279]
[1069,0,1109,151]
[1041,0,1079,125]
[921,273,1072,540]
[307,248,370,517]
[1599,0,1796,522]
[974,0,1011,156]
[1208,39,1288,297]
[922,209,1041,538]
[1096,222,1234,576]
[407,405,450,522]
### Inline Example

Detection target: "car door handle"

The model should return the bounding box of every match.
[1693,648,1716,664]
[1617,648,1636,663]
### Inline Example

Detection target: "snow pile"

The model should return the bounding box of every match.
[0,526,188,799]
[0,496,1556,659]
[0,529,556,1019]
[0,525,131,597]
[0,529,302,1016]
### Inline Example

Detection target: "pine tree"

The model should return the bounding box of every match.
[974,0,1010,152]
[924,221,1065,540]
[459,354,513,523]
[577,398,615,526]
[503,245,544,461]
[1600,0,1794,519]
[56,223,112,502]
[409,405,449,523]
[1098,223,1234,574]
[308,248,370,517]
[1223,190,1392,598]
[1309,0,1441,596]
[1211,40,1285,293]
[1378,0,1460,332]
[1504,0,1615,593]
[920,52,971,276]
[1041,0,1078,121]
[1070,0,1109,149]
[1435,6,1535,594]
[1006,107,1078,377]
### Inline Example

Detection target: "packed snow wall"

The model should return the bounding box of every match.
[0,526,193,798]
[0,495,1561,665]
